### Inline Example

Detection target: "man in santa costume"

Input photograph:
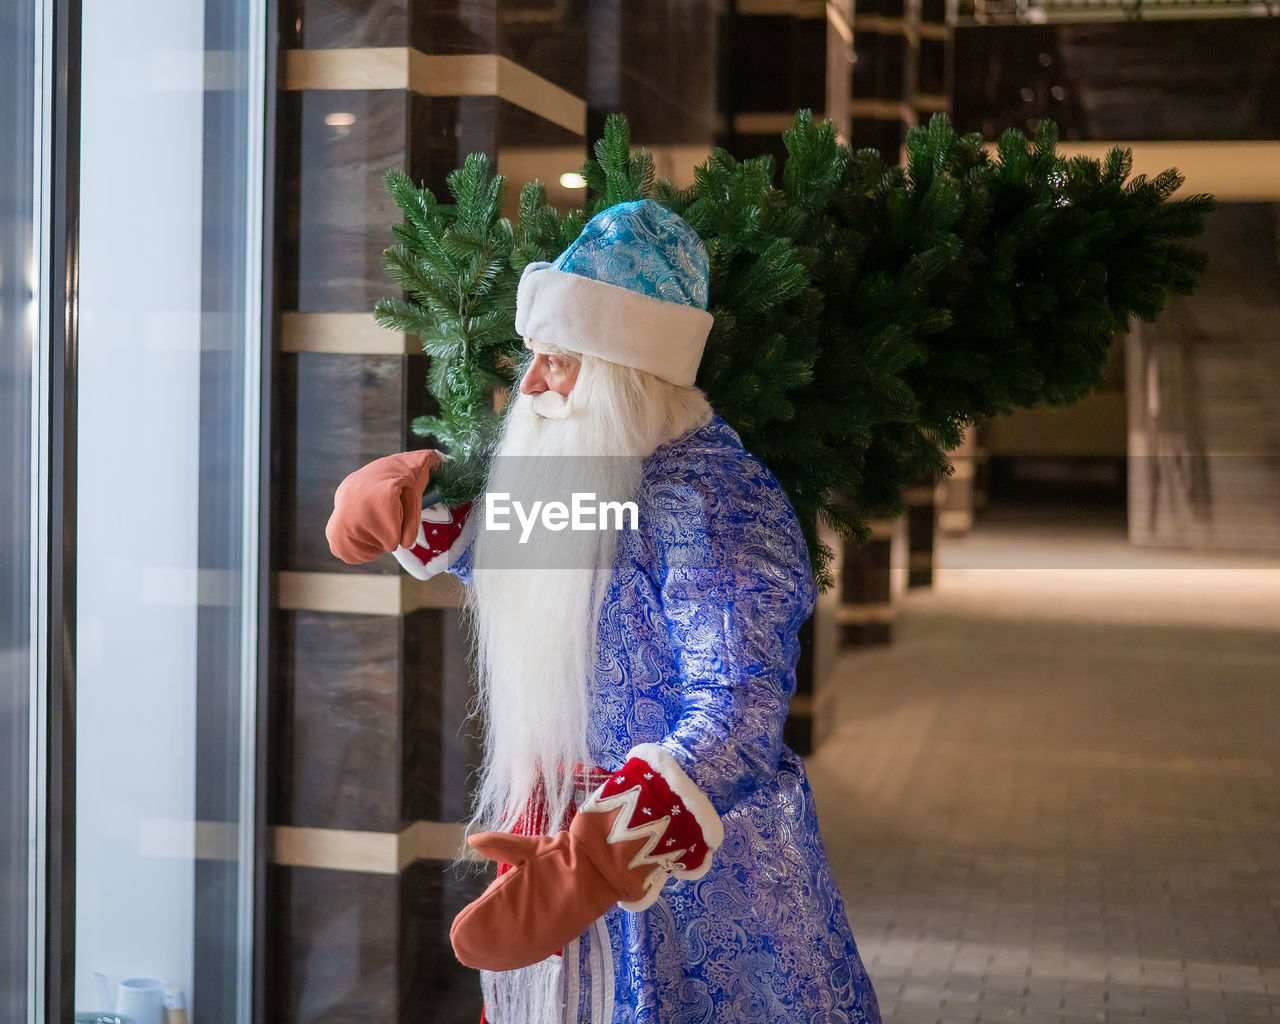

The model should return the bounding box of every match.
[327,199,882,1024]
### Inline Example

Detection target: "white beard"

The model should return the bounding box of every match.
[467,357,712,832]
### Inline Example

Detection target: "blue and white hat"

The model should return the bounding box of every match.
[514,199,714,388]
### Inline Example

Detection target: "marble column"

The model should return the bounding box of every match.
[904,482,940,588]
[837,516,905,648]
[587,0,719,186]
[939,426,977,537]
[790,513,910,754]
[714,0,942,749]
[269,2,589,1020]
[827,0,950,164]
[786,516,841,756]
[721,0,827,164]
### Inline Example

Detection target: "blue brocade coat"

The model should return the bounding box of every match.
[451,414,881,1024]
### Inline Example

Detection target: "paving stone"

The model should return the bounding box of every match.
[806,509,1280,1024]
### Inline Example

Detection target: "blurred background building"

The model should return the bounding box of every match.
[3,0,1277,1021]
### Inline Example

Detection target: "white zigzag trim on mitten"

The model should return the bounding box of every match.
[581,742,724,912]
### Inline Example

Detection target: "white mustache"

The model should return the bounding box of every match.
[530,388,576,419]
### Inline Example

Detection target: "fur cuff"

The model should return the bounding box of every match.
[393,500,472,580]
[581,743,724,912]
[515,263,713,388]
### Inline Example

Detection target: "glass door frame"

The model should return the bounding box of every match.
[31,0,82,1017]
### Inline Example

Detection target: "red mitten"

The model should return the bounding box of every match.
[325,449,441,563]
[449,744,724,972]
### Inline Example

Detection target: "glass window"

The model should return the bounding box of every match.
[0,0,37,1016]
[74,0,263,1020]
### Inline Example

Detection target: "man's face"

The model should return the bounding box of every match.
[520,350,580,399]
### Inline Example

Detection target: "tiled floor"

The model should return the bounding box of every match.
[808,505,1280,1024]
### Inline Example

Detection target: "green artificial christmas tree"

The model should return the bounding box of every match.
[375,111,1215,588]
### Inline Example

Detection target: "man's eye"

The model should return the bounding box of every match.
[547,358,559,370]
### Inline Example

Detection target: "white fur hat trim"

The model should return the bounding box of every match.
[515,262,713,388]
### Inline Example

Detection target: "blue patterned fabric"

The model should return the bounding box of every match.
[551,199,710,310]
[451,416,881,1024]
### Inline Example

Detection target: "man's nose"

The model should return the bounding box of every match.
[519,363,545,395]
